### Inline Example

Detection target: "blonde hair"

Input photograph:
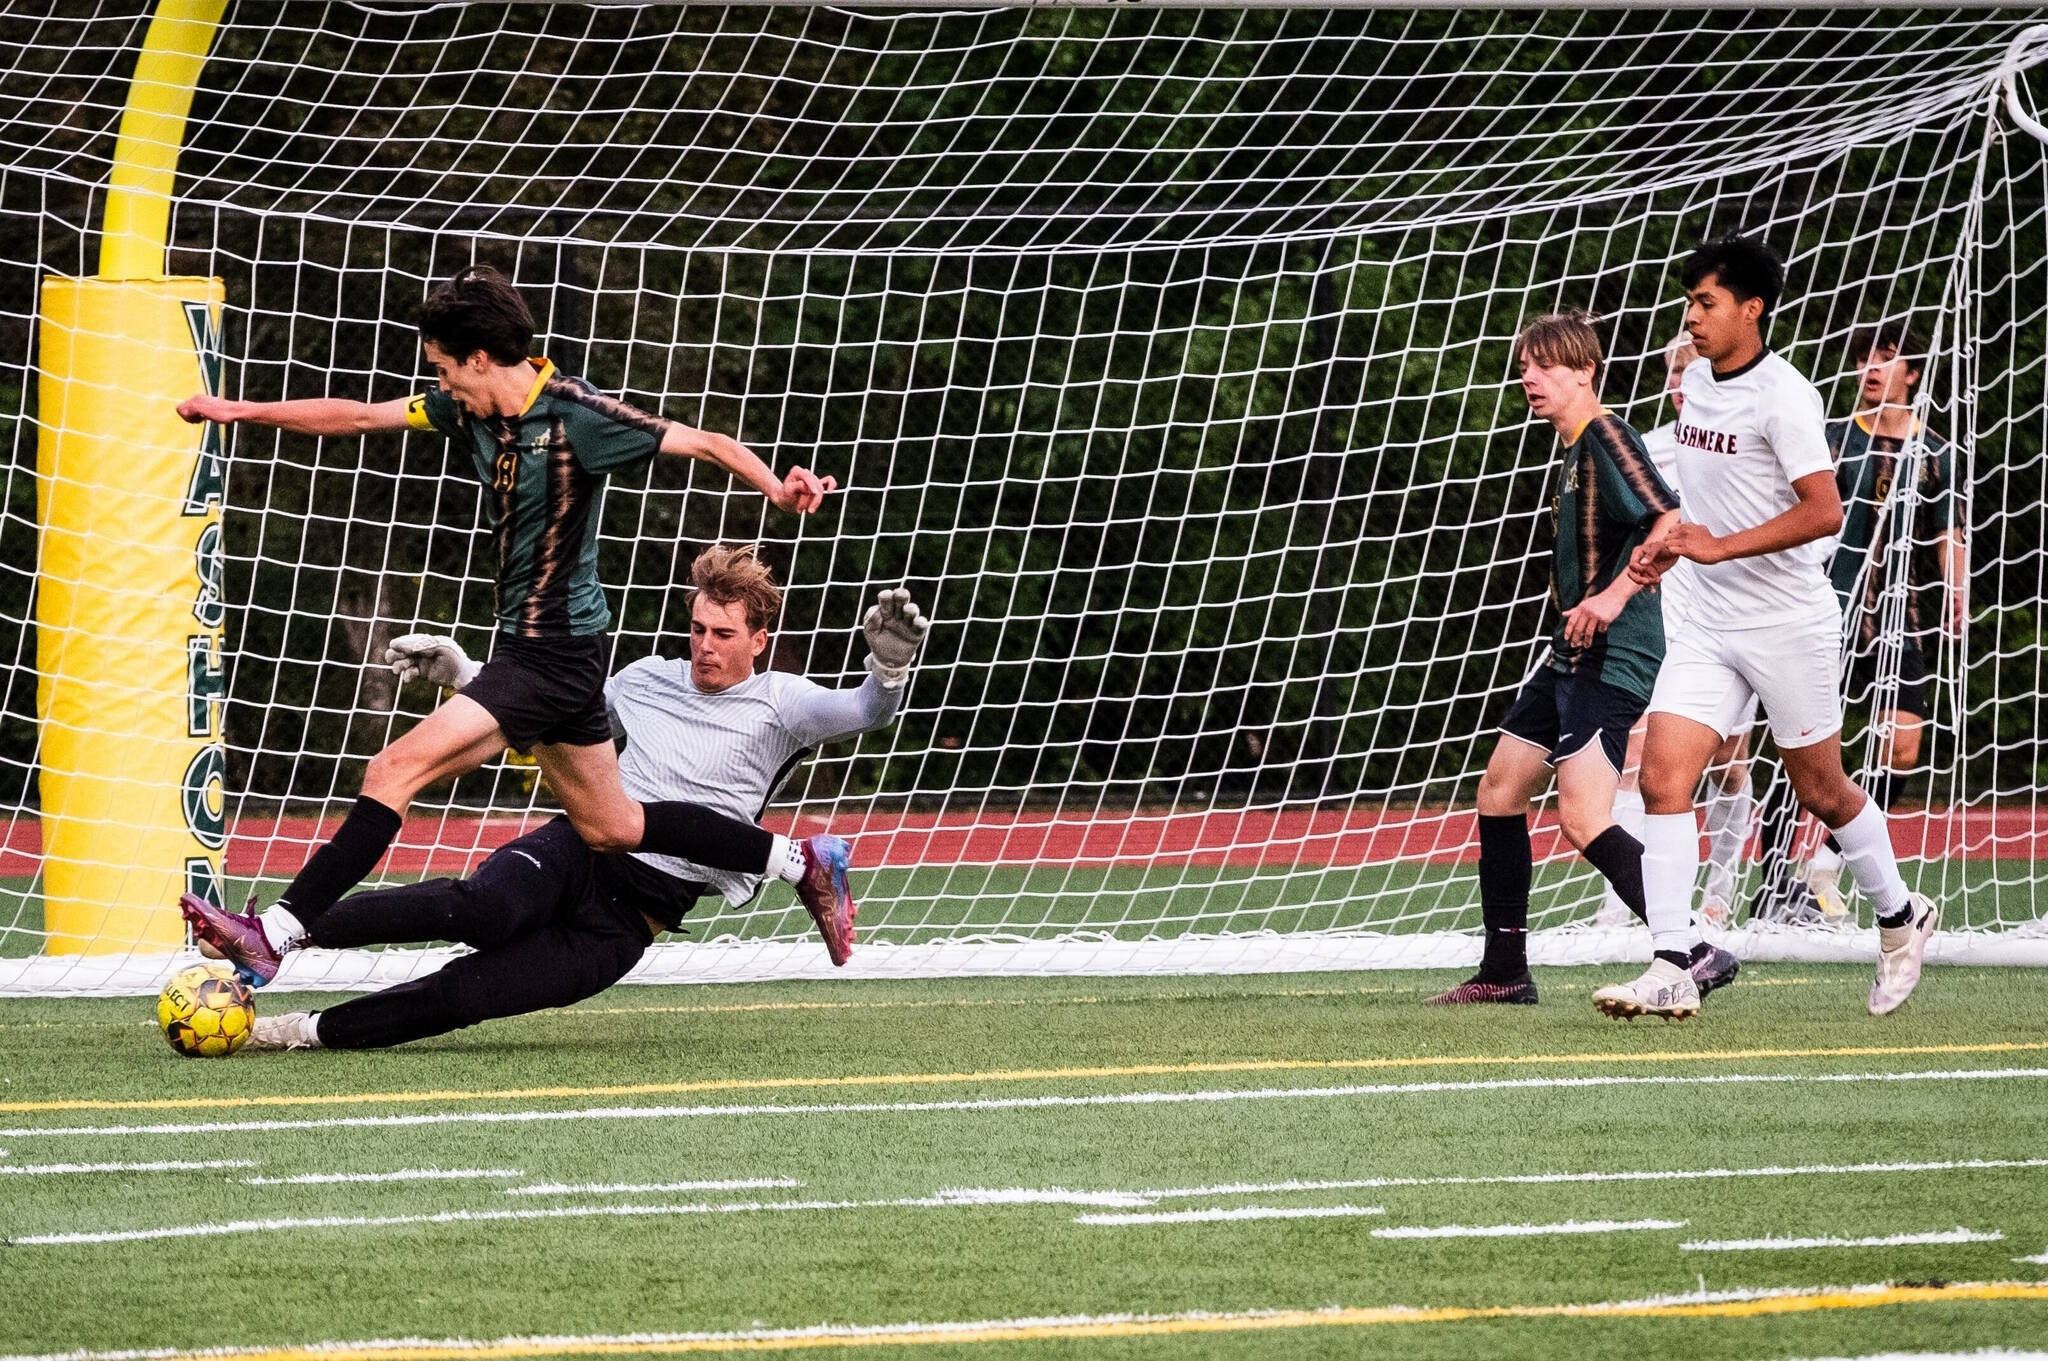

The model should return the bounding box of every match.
[1663,332,1700,371]
[689,543,782,633]
[1514,312,1604,384]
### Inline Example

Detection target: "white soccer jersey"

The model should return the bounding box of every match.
[606,660,901,904]
[1670,350,1838,629]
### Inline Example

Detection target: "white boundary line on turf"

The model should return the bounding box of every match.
[241,1169,524,1186]
[6,1066,2045,1140]
[1075,1204,1386,1226]
[8,1188,1165,1246]
[508,1177,798,1197]
[1682,1228,2004,1251]
[1130,1158,2048,1197]
[1780,1352,2048,1360]
[0,1159,255,1176]
[1370,1218,1686,1240]
[0,1281,2037,1361]
[2017,1250,2048,1265]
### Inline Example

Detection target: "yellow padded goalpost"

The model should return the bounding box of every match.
[36,0,226,953]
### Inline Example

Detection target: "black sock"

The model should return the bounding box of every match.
[1871,768,1902,812]
[1654,949,1692,970]
[1582,825,1647,923]
[638,800,775,874]
[276,795,403,925]
[1755,768,1800,883]
[1477,814,1532,979]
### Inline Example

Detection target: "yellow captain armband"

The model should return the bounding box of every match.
[405,394,435,431]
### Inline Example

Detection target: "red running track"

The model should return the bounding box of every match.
[5,807,2036,879]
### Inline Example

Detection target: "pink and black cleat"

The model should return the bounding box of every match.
[794,835,858,967]
[1426,974,1538,1006]
[177,892,283,987]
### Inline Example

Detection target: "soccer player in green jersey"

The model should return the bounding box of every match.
[172,266,858,981]
[1795,323,1966,914]
[1430,313,1737,1005]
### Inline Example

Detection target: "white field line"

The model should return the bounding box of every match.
[242,1169,524,1186]
[508,1177,799,1197]
[2016,1250,2048,1265]
[1372,1218,1687,1240]
[1781,1351,2048,1360]
[10,1188,1167,1247]
[6,1066,2044,1140]
[1133,1158,2048,1198]
[1076,1204,1386,1226]
[0,1159,255,1177]
[1683,1228,2005,1252]
[0,1281,2026,1361]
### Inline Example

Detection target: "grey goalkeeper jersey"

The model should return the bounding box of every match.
[605,659,902,904]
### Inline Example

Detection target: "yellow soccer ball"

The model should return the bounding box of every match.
[158,964,255,1058]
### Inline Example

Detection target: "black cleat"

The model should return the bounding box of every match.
[1426,974,1538,1006]
[1688,942,1740,998]
[1749,874,1829,927]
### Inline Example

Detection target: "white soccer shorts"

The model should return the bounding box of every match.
[1648,610,1841,749]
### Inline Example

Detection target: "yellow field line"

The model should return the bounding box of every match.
[67,1282,2048,1360]
[6,1039,2046,1115]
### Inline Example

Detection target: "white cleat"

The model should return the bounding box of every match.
[1806,860,1852,925]
[1593,958,1701,1021]
[245,1011,323,1051]
[1869,895,1940,1016]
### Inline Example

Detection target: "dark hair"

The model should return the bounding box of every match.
[1855,320,1927,378]
[418,265,534,366]
[1679,232,1786,330]
[1514,311,1604,385]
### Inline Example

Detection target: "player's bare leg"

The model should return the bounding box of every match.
[182,697,508,984]
[1807,708,1921,920]
[1778,733,1938,1013]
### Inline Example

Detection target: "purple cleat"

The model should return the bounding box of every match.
[1426,974,1538,1006]
[177,892,282,987]
[794,835,858,967]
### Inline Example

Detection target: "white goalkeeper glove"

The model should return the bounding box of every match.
[385,633,481,689]
[862,588,929,689]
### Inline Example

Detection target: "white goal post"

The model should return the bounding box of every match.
[1,5,2045,994]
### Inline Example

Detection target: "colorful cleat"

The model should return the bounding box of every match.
[176,892,283,987]
[1592,959,1700,1021]
[1869,894,1940,1016]
[1688,942,1740,998]
[1426,974,1538,1006]
[794,834,858,966]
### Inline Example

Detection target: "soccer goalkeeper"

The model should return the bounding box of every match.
[223,546,928,1051]
[176,266,843,976]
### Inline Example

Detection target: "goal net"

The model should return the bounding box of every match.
[3,5,2045,993]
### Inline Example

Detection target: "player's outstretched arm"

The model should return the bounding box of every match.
[658,422,836,513]
[779,589,931,747]
[177,394,415,437]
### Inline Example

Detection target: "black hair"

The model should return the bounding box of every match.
[1855,320,1927,379]
[418,265,534,366]
[1679,232,1786,332]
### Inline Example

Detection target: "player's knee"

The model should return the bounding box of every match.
[361,748,422,807]
[566,808,637,854]
[1795,776,1862,829]
[1557,804,1608,852]
[1638,767,1690,812]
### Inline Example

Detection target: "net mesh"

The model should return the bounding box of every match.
[2,4,2045,990]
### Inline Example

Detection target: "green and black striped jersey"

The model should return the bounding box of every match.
[1548,413,1680,700]
[408,359,669,638]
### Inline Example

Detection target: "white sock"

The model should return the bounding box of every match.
[1810,840,1843,873]
[1604,788,1646,918]
[259,905,306,954]
[1701,776,1753,902]
[769,834,806,885]
[1642,812,1704,956]
[1829,796,1911,920]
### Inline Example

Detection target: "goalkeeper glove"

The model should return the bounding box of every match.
[862,588,929,689]
[386,633,482,689]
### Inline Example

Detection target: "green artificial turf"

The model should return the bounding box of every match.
[3,963,2046,1359]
